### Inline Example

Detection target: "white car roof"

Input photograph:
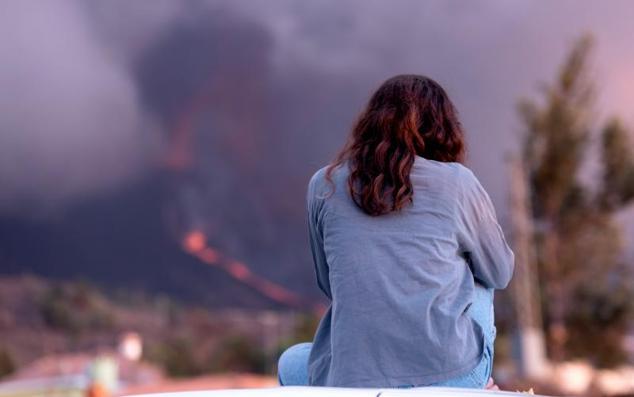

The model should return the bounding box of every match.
[126,386,537,397]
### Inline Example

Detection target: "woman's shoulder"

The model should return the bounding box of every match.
[440,163,493,208]
[309,162,349,188]
[308,165,329,185]
[307,164,339,202]
[415,157,479,190]
[416,156,466,173]
[308,165,329,194]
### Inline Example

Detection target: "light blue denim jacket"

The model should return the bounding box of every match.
[306,156,514,387]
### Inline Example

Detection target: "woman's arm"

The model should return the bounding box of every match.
[457,167,515,289]
[307,170,332,299]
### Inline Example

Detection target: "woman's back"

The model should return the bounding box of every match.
[275,74,514,389]
[306,156,514,387]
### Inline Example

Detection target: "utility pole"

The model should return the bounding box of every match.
[508,155,548,379]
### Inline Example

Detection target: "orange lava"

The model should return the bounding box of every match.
[181,230,306,309]
[183,231,206,253]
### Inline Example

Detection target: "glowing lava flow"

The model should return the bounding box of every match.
[182,230,305,308]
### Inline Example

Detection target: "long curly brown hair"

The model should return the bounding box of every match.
[324,74,466,216]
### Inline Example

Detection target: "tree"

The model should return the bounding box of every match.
[600,118,634,210]
[0,348,15,379]
[518,35,634,367]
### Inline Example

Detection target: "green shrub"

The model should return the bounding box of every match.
[208,336,268,374]
[37,283,115,334]
[145,337,203,378]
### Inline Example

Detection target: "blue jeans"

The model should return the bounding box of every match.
[277,283,495,388]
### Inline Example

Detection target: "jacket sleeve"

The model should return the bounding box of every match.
[457,168,515,289]
[307,170,332,300]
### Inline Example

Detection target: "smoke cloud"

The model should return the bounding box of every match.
[2,0,634,219]
[0,0,163,215]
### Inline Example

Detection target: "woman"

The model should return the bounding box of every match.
[278,74,514,389]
